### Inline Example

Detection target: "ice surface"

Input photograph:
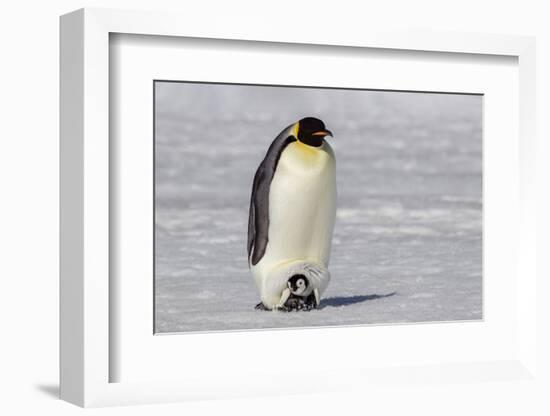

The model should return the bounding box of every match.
[154,83,482,333]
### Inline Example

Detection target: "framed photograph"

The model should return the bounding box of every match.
[153,81,483,332]
[60,8,538,407]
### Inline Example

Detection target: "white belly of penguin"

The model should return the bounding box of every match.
[252,141,336,306]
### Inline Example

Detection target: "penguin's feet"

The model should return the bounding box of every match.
[284,296,305,311]
[255,297,319,312]
[301,303,315,311]
[254,302,270,311]
[270,298,301,312]
[302,293,318,311]
[279,295,317,312]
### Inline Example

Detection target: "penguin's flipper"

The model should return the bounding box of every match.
[247,125,297,266]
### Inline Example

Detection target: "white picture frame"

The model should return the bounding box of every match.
[60,7,537,407]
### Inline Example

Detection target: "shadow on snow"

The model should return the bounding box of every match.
[321,292,397,308]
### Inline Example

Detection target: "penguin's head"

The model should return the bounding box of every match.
[287,274,309,296]
[296,117,333,148]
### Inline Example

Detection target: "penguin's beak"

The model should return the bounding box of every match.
[311,129,333,138]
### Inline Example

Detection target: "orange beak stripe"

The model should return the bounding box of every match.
[311,130,332,137]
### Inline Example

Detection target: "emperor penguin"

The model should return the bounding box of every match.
[247,117,336,311]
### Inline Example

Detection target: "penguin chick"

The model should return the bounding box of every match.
[275,274,320,311]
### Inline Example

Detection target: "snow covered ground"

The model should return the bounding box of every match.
[154,82,482,333]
